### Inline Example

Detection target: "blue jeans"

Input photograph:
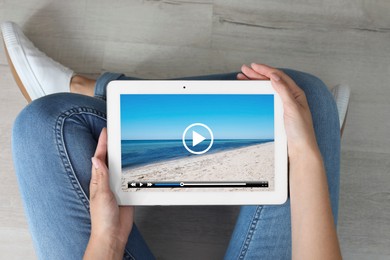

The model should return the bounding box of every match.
[12,70,340,260]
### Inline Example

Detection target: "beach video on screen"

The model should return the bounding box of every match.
[120,94,275,192]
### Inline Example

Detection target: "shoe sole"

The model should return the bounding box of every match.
[341,106,348,137]
[3,37,32,102]
[331,84,350,137]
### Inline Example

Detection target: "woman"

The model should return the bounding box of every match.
[4,21,342,259]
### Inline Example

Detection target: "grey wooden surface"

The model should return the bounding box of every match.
[1,1,390,259]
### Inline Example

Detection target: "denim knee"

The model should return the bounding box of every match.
[13,94,61,148]
[281,69,332,100]
[13,93,107,159]
[281,69,340,128]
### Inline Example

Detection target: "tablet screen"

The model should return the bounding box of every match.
[120,94,274,192]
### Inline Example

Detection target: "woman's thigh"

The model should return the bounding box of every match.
[12,93,154,260]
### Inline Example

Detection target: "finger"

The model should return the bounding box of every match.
[91,156,111,192]
[268,69,307,106]
[90,157,99,199]
[249,63,272,80]
[89,161,99,200]
[250,63,297,89]
[94,128,108,162]
[251,63,306,101]
[236,73,249,80]
[251,63,294,86]
[241,64,269,80]
[270,73,298,108]
[250,63,278,78]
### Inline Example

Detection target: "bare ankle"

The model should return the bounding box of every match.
[70,75,96,97]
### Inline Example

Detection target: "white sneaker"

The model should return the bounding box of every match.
[1,21,74,102]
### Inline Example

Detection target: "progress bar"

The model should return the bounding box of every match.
[127,181,268,188]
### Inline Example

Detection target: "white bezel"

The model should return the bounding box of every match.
[107,80,287,205]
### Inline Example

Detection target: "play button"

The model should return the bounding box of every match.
[192,131,206,147]
[182,123,214,155]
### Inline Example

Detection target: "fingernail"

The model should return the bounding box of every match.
[271,73,281,82]
[91,157,100,169]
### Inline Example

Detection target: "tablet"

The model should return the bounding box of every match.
[107,80,287,205]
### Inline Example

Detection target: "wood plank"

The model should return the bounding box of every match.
[1,0,390,259]
[339,150,390,256]
[84,0,213,47]
[0,65,35,259]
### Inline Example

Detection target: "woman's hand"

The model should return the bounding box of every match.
[84,128,133,260]
[238,63,320,159]
[239,63,342,259]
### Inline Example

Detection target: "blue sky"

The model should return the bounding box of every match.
[120,94,274,140]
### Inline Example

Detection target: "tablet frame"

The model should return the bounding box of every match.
[107,80,287,205]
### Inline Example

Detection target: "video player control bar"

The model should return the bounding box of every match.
[127,181,268,188]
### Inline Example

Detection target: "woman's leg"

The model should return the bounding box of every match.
[12,93,155,260]
[31,69,338,259]
[223,69,340,259]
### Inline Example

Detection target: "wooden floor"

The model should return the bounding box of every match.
[1,1,390,259]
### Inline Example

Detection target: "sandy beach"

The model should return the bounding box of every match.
[122,142,274,192]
